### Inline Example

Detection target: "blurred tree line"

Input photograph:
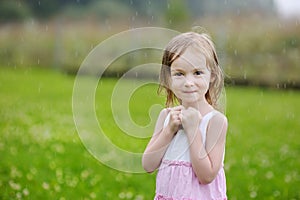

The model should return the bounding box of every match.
[0,0,91,21]
[0,0,274,22]
[1,0,299,88]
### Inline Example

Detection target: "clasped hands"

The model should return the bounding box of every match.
[166,105,202,139]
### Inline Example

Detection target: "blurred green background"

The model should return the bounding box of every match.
[0,0,299,199]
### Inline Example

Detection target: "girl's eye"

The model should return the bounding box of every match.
[174,72,184,76]
[194,71,203,75]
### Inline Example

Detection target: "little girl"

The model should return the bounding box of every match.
[142,31,228,200]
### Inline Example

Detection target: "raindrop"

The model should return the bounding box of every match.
[260,91,264,97]
[285,111,295,119]
[243,72,247,80]
[234,49,238,56]
[130,0,133,5]
[0,142,3,151]
[283,83,287,89]
[135,11,138,16]
[263,115,269,122]
[105,19,111,31]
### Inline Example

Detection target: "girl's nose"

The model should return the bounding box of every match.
[184,75,194,87]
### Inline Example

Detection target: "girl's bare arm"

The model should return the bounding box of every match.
[142,107,182,173]
[184,110,228,184]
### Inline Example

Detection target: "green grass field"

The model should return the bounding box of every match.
[0,68,299,199]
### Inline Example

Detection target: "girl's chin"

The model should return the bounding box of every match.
[181,98,200,103]
[181,99,207,107]
[181,101,199,107]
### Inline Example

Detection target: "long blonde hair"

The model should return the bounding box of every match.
[158,31,224,111]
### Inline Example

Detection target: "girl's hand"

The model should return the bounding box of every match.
[181,107,202,139]
[166,105,183,135]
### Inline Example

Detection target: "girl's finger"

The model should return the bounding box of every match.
[172,105,183,111]
[179,113,183,121]
[170,109,181,116]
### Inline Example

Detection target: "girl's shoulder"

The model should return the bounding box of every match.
[160,107,170,115]
[153,108,170,131]
[211,109,227,119]
[158,108,170,120]
[208,109,228,129]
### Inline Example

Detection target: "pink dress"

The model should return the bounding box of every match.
[154,111,227,200]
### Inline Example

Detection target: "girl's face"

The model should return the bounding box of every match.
[170,46,211,108]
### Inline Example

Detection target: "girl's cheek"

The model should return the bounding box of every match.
[171,77,183,86]
[171,80,183,94]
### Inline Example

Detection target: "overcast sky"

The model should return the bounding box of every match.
[274,0,300,18]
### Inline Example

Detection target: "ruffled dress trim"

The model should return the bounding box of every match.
[154,194,227,200]
[161,160,192,167]
[155,160,227,200]
[154,194,193,200]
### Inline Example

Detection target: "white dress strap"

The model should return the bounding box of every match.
[199,110,218,144]
[163,112,170,128]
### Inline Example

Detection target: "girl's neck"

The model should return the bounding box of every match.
[182,100,214,115]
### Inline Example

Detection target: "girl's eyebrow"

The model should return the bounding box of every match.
[171,67,184,71]
[171,66,205,71]
[193,67,206,71]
